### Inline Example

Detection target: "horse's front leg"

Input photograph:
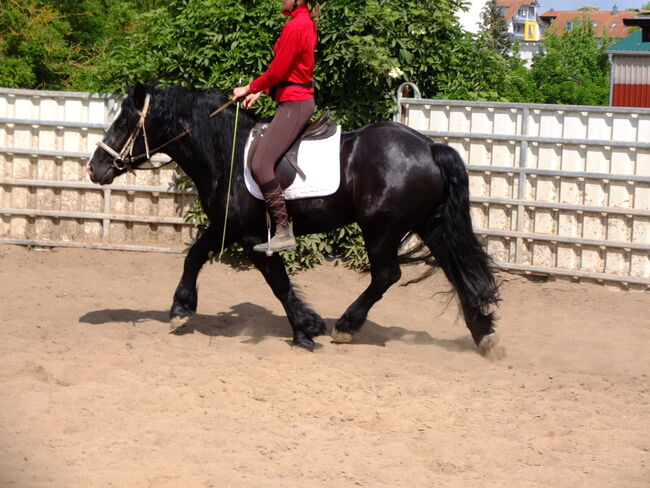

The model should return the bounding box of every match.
[248,251,327,350]
[169,225,220,330]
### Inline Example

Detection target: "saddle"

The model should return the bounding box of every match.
[247,111,338,189]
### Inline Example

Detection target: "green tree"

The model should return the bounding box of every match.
[0,0,166,90]
[0,0,74,89]
[87,0,520,128]
[529,17,611,105]
[478,0,511,57]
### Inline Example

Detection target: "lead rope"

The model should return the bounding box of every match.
[217,98,240,261]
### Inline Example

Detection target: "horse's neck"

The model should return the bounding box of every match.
[156,91,254,205]
[166,139,219,203]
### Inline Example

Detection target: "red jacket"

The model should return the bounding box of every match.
[249,6,316,102]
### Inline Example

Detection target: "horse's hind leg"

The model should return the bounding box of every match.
[169,224,219,330]
[332,232,402,342]
[248,252,327,350]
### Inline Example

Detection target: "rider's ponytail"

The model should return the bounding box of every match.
[307,0,321,19]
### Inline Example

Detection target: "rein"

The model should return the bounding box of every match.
[96,93,239,172]
[218,99,240,260]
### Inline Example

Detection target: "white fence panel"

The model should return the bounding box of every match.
[396,84,650,286]
[2,87,649,285]
[0,88,196,252]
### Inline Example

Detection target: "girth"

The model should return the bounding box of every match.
[247,110,337,189]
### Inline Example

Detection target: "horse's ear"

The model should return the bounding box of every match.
[132,83,147,110]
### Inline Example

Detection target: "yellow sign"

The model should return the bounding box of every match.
[524,21,539,41]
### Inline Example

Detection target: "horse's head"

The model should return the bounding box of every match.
[87,83,153,185]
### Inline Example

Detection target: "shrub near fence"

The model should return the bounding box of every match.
[396,84,650,286]
[0,88,196,253]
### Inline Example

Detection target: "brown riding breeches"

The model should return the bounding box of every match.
[251,98,315,186]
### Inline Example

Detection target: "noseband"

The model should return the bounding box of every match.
[96,93,192,171]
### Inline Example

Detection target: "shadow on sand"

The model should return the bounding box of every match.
[79,302,476,353]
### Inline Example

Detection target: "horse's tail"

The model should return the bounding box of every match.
[415,142,501,349]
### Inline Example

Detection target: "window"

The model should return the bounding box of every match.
[566,20,573,30]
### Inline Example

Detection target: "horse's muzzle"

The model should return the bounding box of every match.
[87,163,115,185]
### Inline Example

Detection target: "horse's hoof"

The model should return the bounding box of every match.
[169,315,191,333]
[293,335,315,351]
[478,333,506,361]
[331,329,354,343]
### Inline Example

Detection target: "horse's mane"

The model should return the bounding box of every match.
[125,83,259,126]
[126,84,259,174]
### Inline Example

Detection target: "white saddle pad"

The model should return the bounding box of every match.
[243,125,342,200]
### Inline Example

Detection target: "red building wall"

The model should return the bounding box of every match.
[611,55,650,108]
[612,83,650,107]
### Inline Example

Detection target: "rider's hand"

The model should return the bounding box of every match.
[242,91,262,109]
[232,84,251,101]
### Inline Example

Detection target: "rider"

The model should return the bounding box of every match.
[233,0,320,253]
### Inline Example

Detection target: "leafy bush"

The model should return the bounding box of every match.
[281,224,369,274]
[87,0,522,125]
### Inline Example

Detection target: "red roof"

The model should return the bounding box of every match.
[497,0,540,22]
[539,9,642,38]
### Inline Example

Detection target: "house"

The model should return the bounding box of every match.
[539,7,638,41]
[496,0,544,65]
[606,13,650,107]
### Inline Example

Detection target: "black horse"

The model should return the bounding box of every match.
[87,84,502,357]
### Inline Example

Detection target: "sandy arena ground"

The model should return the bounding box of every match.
[0,245,648,487]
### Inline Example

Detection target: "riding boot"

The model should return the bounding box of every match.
[253,180,297,253]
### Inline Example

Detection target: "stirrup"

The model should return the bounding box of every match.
[255,221,275,256]
[253,217,296,255]
[253,238,297,255]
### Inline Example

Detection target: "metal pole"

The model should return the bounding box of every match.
[516,107,529,264]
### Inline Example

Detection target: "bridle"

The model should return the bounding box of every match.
[95,92,239,172]
[95,93,192,171]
